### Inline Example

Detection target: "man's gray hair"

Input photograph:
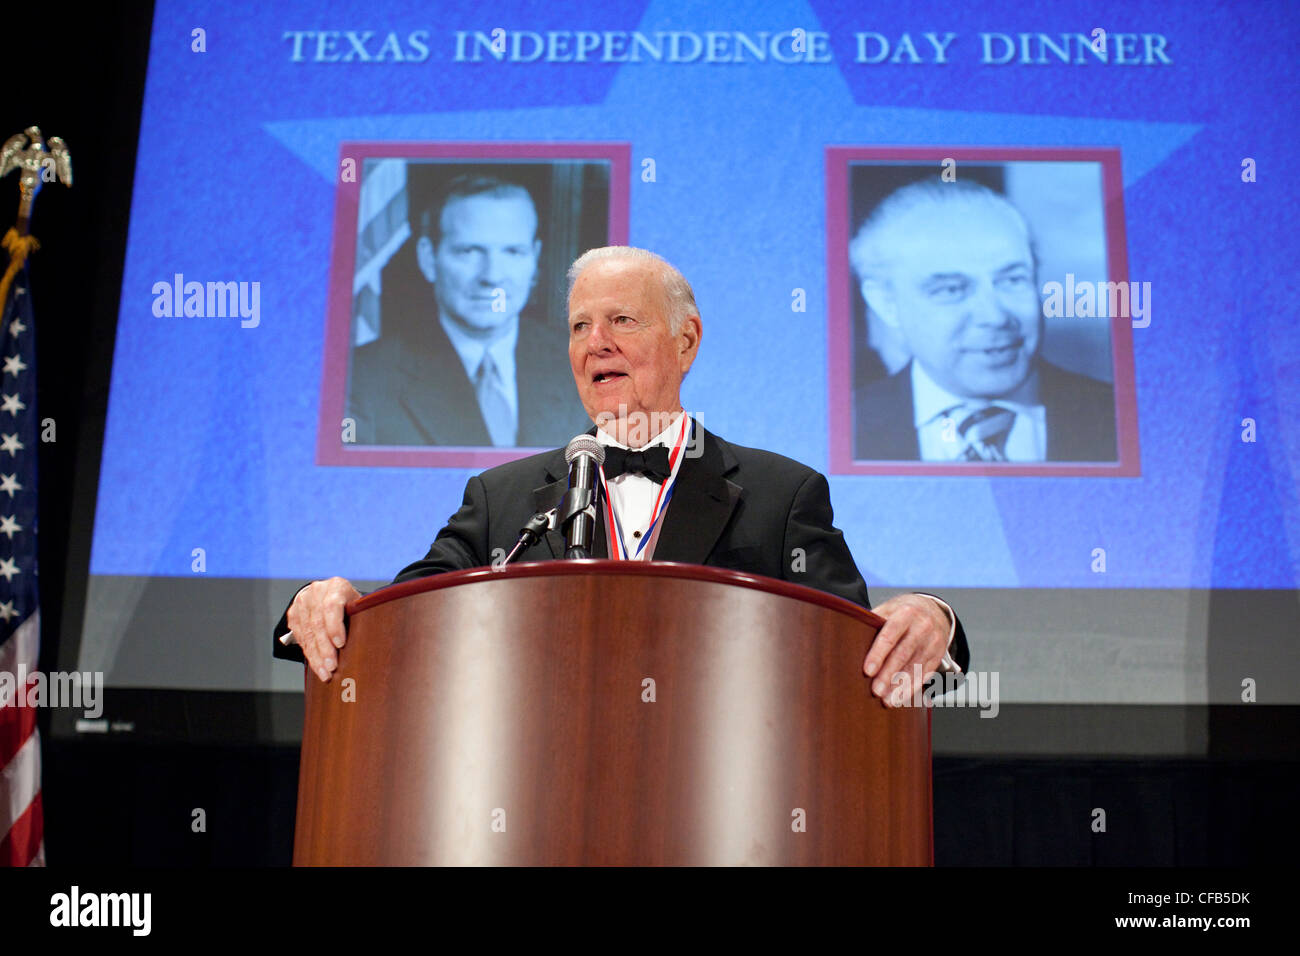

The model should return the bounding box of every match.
[849,179,1036,284]
[567,246,698,334]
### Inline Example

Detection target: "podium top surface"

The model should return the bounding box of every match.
[348,559,886,629]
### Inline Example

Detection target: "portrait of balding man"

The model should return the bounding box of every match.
[347,173,590,448]
[279,247,971,706]
[850,179,1118,464]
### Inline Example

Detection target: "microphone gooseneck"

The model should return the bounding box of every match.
[501,508,557,567]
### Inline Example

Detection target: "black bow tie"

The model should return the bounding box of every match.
[602,445,672,482]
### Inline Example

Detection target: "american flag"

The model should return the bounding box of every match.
[0,265,43,866]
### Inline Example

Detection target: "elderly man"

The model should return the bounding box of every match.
[851,178,1116,463]
[279,246,969,704]
[347,173,588,447]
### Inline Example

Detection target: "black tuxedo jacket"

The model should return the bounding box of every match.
[273,425,970,673]
[347,312,590,447]
[854,359,1117,462]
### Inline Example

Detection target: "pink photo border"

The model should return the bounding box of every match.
[316,142,631,469]
[825,146,1141,477]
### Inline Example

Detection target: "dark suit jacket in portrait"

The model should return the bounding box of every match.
[347,314,590,447]
[273,424,971,672]
[854,359,1117,463]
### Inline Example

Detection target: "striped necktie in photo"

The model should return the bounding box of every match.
[957,405,1017,461]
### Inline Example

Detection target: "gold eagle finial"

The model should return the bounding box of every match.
[1,125,73,234]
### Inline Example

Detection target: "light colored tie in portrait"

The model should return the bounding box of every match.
[475,351,516,447]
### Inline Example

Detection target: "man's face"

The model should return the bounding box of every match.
[422,193,541,333]
[864,199,1042,399]
[568,259,701,437]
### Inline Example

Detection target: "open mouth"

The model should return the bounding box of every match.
[593,372,628,384]
[966,341,1021,358]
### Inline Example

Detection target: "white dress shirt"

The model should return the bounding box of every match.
[595,411,690,559]
[439,312,520,424]
[912,361,1046,463]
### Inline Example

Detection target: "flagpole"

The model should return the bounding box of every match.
[0,125,69,868]
[0,126,73,305]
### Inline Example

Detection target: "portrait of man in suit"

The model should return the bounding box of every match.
[346,172,590,448]
[849,178,1118,464]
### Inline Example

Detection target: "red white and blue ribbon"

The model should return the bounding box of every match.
[598,413,693,560]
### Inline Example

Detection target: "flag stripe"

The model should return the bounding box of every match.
[0,611,37,708]
[0,680,37,771]
[0,728,40,839]
[0,784,43,868]
[0,612,39,770]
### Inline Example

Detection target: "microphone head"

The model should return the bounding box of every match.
[565,434,605,465]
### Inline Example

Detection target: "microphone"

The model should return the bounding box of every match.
[500,508,557,567]
[559,435,604,559]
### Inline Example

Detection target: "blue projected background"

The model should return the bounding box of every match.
[90,0,1299,599]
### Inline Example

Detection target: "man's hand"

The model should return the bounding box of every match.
[286,577,361,683]
[863,593,951,707]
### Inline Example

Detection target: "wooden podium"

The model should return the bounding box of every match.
[293,560,932,865]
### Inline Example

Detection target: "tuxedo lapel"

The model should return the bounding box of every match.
[531,421,745,564]
[650,424,741,564]
[534,452,568,560]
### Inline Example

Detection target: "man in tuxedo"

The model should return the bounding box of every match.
[280,246,970,706]
[347,173,589,447]
[850,178,1117,463]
